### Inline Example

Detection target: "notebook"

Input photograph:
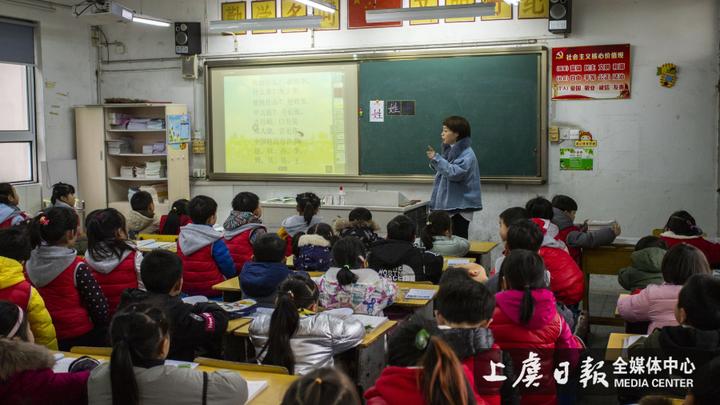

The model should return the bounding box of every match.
[404,289,436,300]
[246,380,269,402]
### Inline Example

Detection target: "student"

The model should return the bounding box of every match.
[84,208,143,315]
[487,219,544,293]
[0,301,92,404]
[240,233,292,307]
[295,223,336,272]
[0,183,30,228]
[51,182,77,210]
[530,218,584,306]
[368,215,444,283]
[119,250,229,361]
[617,236,668,292]
[223,191,267,273]
[177,195,235,297]
[88,304,248,405]
[127,190,159,238]
[436,268,516,405]
[0,226,57,349]
[490,249,583,405]
[281,367,362,405]
[551,194,620,262]
[494,207,530,270]
[525,196,555,221]
[158,198,191,235]
[334,207,381,250]
[319,236,397,315]
[416,210,471,257]
[660,210,720,267]
[365,316,483,405]
[617,243,711,334]
[280,192,323,236]
[26,207,109,350]
[685,356,720,405]
[250,275,365,375]
[627,274,720,400]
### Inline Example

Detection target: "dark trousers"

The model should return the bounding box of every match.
[451,214,470,239]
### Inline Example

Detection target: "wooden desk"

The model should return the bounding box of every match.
[581,243,634,326]
[394,282,438,308]
[468,241,499,269]
[228,317,253,333]
[605,332,642,361]
[56,351,297,405]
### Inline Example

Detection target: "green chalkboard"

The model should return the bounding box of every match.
[358,51,545,180]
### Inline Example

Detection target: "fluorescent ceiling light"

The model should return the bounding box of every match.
[209,16,323,31]
[133,14,171,27]
[293,0,336,13]
[365,3,495,23]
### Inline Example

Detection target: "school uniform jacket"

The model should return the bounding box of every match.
[223,213,266,274]
[660,230,720,267]
[84,246,142,316]
[177,224,236,297]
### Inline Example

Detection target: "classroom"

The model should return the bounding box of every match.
[0,0,718,404]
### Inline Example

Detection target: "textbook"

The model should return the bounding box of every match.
[216,299,258,318]
[404,288,436,300]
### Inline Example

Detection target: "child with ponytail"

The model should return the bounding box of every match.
[278,192,322,258]
[0,182,30,228]
[281,367,362,405]
[51,182,77,210]
[250,274,365,375]
[295,223,336,272]
[0,301,95,404]
[159,198,191,235]
[84,208,143,316]
[489,249,582,405]
[88,304,247,405]
[319,236,397,315]
[660,210,720,267]
[365,315,483,405]
[416,210,470,257]
[26,207,109,350]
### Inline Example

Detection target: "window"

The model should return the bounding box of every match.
[0,19,37,184]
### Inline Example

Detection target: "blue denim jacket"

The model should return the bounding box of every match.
[429,138,483,212]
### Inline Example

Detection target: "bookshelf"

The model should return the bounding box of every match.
[74,104,190,217]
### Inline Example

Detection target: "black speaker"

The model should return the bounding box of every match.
[174,22,201,55]
[548,0,571,34]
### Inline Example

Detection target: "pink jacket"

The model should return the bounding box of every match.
[617,283,682,334]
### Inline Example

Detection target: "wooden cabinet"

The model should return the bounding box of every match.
[74,104,189,217]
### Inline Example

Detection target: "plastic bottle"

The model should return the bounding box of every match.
[338,185,345,205]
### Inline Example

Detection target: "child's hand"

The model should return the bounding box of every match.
[612,222,622,236]
[580,220,589,232]
[426,145,436,160]
[455,263,488,283]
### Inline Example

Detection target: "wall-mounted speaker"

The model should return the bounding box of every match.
[549,0,572,34]
[174,22,201,55]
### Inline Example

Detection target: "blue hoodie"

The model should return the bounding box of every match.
[239,261,291,306]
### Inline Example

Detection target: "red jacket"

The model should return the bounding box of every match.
[177,243,225,297]
[555,225,582,264]
[0,339,89,405]
[85,250,140,316]
[33,257,94,340]
[0,210,29,228]
[225,224,266,274]
[660,231,720,267]
[539,246,584,305]
[158,214,192,235]
[490,289,582,405]
[365,365,486,405]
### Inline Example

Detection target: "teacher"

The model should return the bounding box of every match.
[426,116,482,239]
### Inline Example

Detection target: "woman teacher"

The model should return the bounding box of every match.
[426,116,482,239]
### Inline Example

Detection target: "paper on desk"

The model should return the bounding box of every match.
[353,314,388,331]
[623,335,646,349]
[447,258,471,265]
[404,289,436,300]
[164,359,199,369]
[247,380,269,403]
[53,357,107,373]
[182,295,209,305]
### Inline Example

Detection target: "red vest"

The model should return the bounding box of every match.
[177,243,224,297]
[226,226,266,274]
[0,211,29,229]
[87,252,139,316]
[539,246,585,306]
[35,258,93,340]
[555,225,582,264]
[0,280,31,309]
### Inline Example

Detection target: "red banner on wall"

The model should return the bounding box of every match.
[551,44,631,100]
[348,0,402,29]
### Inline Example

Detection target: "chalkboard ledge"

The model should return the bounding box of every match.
[203,173,546,185]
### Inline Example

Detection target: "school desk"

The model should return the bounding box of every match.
[394,281,439,318]
[468,241,499,270]
[581,241,634,327]
[605,332,642,361]
[232,317,397,390]
[56,351,298,405]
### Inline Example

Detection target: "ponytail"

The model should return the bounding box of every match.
[519,285,535,325]
[162,199,189,235]
[296,193,321,226]
[264,275,319,374]
[109,304,169,405]
[86,208,133,261]
[422,336,475,405]
[50,182,75,205]
[29,207,78,248]
[422,211,453,250]
[337,265,359,286]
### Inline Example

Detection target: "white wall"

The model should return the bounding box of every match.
[93,0,718,241]
[1,1,97,213]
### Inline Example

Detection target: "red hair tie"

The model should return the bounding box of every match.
[39,216,50,226]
